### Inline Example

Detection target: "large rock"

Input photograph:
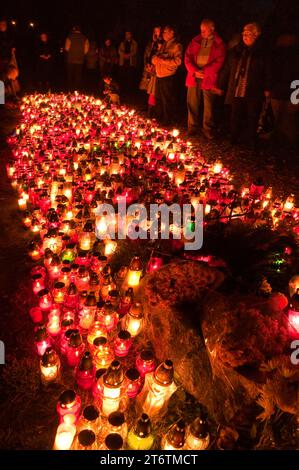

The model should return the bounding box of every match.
[138,260,298,423]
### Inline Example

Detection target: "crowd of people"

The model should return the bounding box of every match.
[1,16,299,150]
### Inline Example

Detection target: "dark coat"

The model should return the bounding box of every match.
[218,39,271,104]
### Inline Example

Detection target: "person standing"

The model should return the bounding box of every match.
[216,23,270,148]
[85,40,99,93]
[36,32,53,92]
[152,25,182,126]
[0,18,15,74]
[118,31,138,95]
[99,37,118,77]
[65,25,89,91]
[185,19,226,139]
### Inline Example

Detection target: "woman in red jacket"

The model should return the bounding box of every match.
[185,19,226,139]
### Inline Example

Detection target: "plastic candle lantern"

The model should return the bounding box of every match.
[97,301,118,332]
[48,254,62,280]
[104,240,117,257]
[66,331,85,367]
[57,389,82,424]
[28,240,42,261]
[32,273,45,295]
[288,290,299,336]
[125,368,142,399]
[118,288,134,317]
[87,320,107,349]
[40,347,60,384]
[114,330,133,357]
[146,255,163,273]
[59,266,71,287]
[79,220,95,251]
[60,328,78,355]
[77,405,100,433]
[127,256,142,287]
[283,194,295,213]
[75,352,96,390]
[22,210,32,227]
[162,420,185,450]
[73,429,97,450]
[38,288,53,311]
[53,422,76,450]
[47,308,61,337]
[122,302,143,337]
[65,282,79,309]
[79,292,97,331]
[100,274,116,300]
[101,360,124,416]
[76,266,90,291]
[127,413,154,450]
[93,337,114,369]
[138,360,177,418]
[106,411,127,440]
[185,417,210,450]
[53,282,66,304]
[34,326,51,356]
[136,349,156,377]
[61,243,76,263]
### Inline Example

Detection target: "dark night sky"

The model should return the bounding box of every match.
[2,0,299,45]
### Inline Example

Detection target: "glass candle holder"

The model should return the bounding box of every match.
[57,389,82,424]
[126,256,142,287]
[73,429,97,450]
[93,337,114,369]
[114,330,133,357]
[105,411,127,441]
[185,418,210,450]
[100,360,124,416]
[53,281,66,304]
[34,326,52,356]
[102,433,123,450]
[162,419,185,450]
[127,413,154,450]
[76,266,90,292]
[38,288,53,311]
[121,302,143,337]
[136,349,156,377]
[87,321,107,349]
[66,331,85,367]
[125,368,143,399]
[48,254,62,280]
[40,347,60,384]
[60,328,79,355]
[32,273,46,295]
[64,282,79,309]
[53,422,76,450]
[75,351,96,390]
[77,405,100,434]
[97,301,118,332]
[29,306,43,323]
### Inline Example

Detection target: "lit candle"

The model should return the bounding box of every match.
[34,326,51,356]
[40,347,60,384]
[101,361,124,416]
[56,389,82,424]
[114,330,132,357]
[93,336,114,369]
[38,288,53,311]
[162,420,185,450]
[136,349,156,376]
[125,368,142,399]
[75,352,96,390]
[66,331,85,367]
[53,422,76,450]
[122,302,143,337]
[127,414,154,450]
[185,417,210,450]
[53,282,66,304]
[127,256,142,287]
[18,197,27,211]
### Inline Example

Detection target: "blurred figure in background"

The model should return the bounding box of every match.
[99,37,118,78]
[139,26,163,115]
[118,31,138,97]
[0,18,16,74]
[152,25,182,126]
[85,40,98,93]
[216,23,270,149]
[36,32,53,92]
[102,74,120,105]
[269,33,299,148]
[185,19,226,139]
[65,25,89,91]
[1,65,20,107]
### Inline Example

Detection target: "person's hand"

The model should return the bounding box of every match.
[195,70,204,79]
[211,87,224,96]
[264,90,271,98]
[151,55,158,65]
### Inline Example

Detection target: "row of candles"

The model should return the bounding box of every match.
[6,93,299,451]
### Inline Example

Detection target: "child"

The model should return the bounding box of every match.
[102,75,120,105]
[1,65,20,108]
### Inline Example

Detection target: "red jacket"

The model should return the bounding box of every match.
[185,33,226,89]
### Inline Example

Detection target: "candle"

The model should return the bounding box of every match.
[122,302,143,337]
[104,240,117,257]
[38,288,53,311]
[114,330,132,357]
[75,352,96,390]
[162,420,185,450]
[53,282,66,304]
[136,349,156,376]
[77,405,100,433]
[40,347,60,384]
[127,414,154,450]
[101,361,124,416]
[126,256,142,287]
[34,326,51,356]
[66,331,84,367]
[53,422,76,450]
[125,368,142,398]
[18,197,27,210]
[56,389,82,424]
[93,337,114,369]
[184,417,210,450]
[29,306,43,323]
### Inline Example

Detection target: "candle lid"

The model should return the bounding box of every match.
[59,389,76,406]
[41,347,57,366]
[168,419,185,448]
[34,326,48,342]
[117,330,131,341]
[129,303,143,318]
[69,331,82,347]
[134,414,152,438]
[38,288,50,298]
[83,405,99,422]
[139,349,154,362]
[108,411,125,427]
[78,351,93,370]
[190,417,209,438]
[95,368,106,380]
[54,281,65,290]
[105,433,123,450]
[93,336,107,347]
[78,429,96,447]
[104,360,124,387]
[125,368,140,382]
